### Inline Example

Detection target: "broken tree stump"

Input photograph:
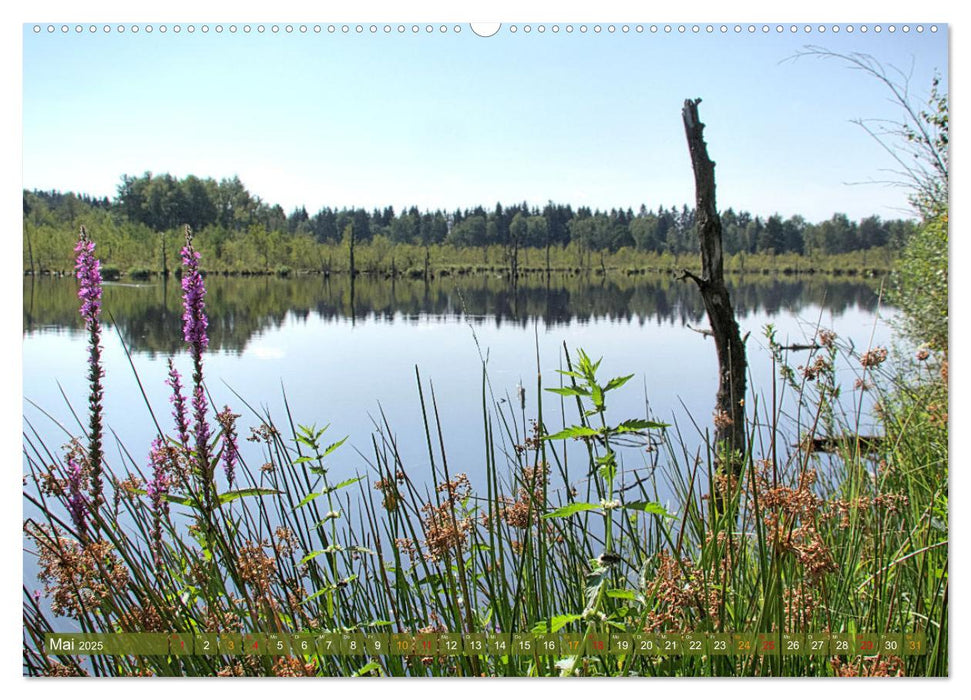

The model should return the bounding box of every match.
[680,98,748,477]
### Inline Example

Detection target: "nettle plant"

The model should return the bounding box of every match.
[539,349,670,673]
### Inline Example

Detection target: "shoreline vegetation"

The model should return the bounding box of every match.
[24,249,899,281]
[22,224,948,677]
[24,178,913,280]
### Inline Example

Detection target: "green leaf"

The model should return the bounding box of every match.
[131,488,198,508]
[362,620,394,628]
[606,588,638,600]
[296,492,322,508]
[622,501,674,517]
[543,425,599,441]
[604,374,634,392]
[541,502,601,519]
[532,613,583,634]
[352,662,383,677]
[327,475,364,492]
[217,488,279,506]
[299,575,358,605]
[322,437,348,457]
[301,543,373,562]
[295,476,364,508]
[616,418,669,432]
[300,588,329,606]
[591,384,604,410]
[300,550,328,564]
[596,451,617,483]
[545,386,590,398]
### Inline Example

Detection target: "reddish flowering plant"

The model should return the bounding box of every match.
[74,226,105,518]
[180,226,213,505]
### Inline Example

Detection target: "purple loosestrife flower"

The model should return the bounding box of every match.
[65,454,88,538]
[180,226,213,509]
[74,226,105,513]
[145,439,172,515]
[146,438,173,569]
[166,359,191,452]
[180,227,209,352]
[216,407,241,487]
[192,383,211,471]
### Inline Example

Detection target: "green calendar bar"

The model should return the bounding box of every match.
[264,634,290,656]
[903,632,927,656]
[389,633,414,656]
[733,632,757,655]
[218,633,243,655]
[782,633,807,657]
[512,633,536,655]
[487,633,511,656]
[463,633,487,656]
[340,633,367,655]
[169,633,194,656]
[657,633,683,655]
[708,633,733,656]
[534,634,560,656]
[414,633,438,656]
[683,632,706,656]
[878,634,903,656]
[289,633,318,656]
[438,633,463,656]
[829,633,854,656]
[37,631,929,657]
[559,633,584,655]
[241,633,266,655]
[806,633,830,655]
[44,633,96,655]
[364,634,391,655]
[855,634,879,655]
[196,634,219,655]
[609,633,633,655]
[632,633,661,655]
[584,632,608,655]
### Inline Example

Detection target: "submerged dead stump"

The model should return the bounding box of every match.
[679,99,748,482]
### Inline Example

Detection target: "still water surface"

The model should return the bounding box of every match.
[23,272,894,497]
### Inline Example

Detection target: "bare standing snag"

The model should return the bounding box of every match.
[679,99,748,478]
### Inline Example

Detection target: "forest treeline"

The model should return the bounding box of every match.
[23,172,917,274]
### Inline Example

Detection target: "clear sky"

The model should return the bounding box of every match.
[22,23,947,222]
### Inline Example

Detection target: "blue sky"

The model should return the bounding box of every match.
[22,23,947,221]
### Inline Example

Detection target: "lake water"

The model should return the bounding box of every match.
[23,272,895,503]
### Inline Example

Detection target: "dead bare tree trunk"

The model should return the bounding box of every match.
[680,98,747,478]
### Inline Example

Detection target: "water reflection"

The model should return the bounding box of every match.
[23,272,886,357]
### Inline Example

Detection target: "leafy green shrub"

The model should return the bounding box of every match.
[890,213,948,352]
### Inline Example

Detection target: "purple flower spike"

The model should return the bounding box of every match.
[74,231,102,325]
[180,230,209,352]
[216,406,241,487]
[180,226,213,509]
[146,438,173,569]
[74,226,104,515]
[192,383,211,468]
[146,438,172,515]
[65,454,88,537]
[166,359,191,451]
